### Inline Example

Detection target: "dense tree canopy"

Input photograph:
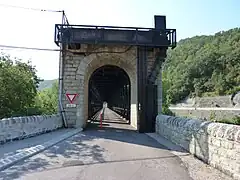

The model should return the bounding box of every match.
[35,81,58,115]
[0,54,42,118]
[0,53,58,119]
[163,28,240,104]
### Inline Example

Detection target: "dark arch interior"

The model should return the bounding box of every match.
[88,65,131,125]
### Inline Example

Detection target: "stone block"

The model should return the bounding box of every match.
[0,115,62,144]
[64,75,76,80]
[233,173,240,180]
[65,63,74,68]
[235,143,240,153]
[155,115,240,179]
[212,139,221,147]
[65,71,76,76]
[225,126,239,141]
[221,140,234,149]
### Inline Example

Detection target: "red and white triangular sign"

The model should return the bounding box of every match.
[66,93,78,104]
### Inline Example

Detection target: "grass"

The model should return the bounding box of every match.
[217,116,240,125]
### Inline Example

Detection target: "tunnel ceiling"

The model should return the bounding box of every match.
[89,65,130,101]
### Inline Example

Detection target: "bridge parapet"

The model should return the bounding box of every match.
[0,114,62,144]
[156,115,240,179]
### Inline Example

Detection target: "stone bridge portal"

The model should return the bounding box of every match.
[54,15,176,133]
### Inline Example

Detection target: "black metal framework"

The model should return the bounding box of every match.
[137,47,159,133]
[137,46,148,132]
[54,24,176,49]
[88,65,131,123]
[145,84,158,132]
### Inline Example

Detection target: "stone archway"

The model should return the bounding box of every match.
[81,48,138,129]
[62,45,139,129]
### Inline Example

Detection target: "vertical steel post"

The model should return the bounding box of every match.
[58,11,67,128]
[137,46,147,133]
[100,111,103,128]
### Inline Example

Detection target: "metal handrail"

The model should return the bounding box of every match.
[55,23,174,31]
[54,24,176,49]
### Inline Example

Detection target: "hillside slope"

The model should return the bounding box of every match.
[38,79,57,91]
[163,28,240,104]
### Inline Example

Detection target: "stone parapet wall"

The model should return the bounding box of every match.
[169,107,240,121]
[156,115,240,179]
[0,114,63,144]
[171,93,240,108]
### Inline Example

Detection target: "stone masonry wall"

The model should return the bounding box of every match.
[171,95,239,108]
[169,107,240,121]
[62,44,162,129]
[62,45,139,129]
[0,114,62,144]
[156,115,240,179]
[170,94,240,121]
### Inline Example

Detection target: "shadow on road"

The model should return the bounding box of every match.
[0,134,105,180]
[0,109,187,180]
[84,123,188,153]
[85,108,186,153]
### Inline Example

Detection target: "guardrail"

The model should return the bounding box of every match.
[169,107,240,111]
[100,107,105,128]
[54,24,176,48]
[112,107,129,119]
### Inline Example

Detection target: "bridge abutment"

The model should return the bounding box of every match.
[55,15,176,132]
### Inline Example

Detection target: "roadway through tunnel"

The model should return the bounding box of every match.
[88,65,131,128]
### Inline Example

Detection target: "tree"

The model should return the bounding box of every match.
[34,80,58,115]
[0,54,41,118]
[162,73,175,116]
[163,27,240,104]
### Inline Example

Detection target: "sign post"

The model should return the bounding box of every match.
[100,111,103,128]
[66,93,78,108]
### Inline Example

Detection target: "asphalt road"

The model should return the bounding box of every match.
[0,108,192,180]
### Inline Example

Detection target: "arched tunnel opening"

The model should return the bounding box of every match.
[88,65,131,126]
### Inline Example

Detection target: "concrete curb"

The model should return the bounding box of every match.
[0,128,83,171]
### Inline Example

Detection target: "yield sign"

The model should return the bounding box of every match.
[66,93,78,104]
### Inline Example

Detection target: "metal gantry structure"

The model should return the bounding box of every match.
[55,15,176,132]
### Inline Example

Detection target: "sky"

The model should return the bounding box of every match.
[0,0,239,80]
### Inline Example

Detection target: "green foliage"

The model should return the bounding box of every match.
[0,54,42,119]
[163,28,240,104]
[209,111,217,122]
[0,53,58,119]
[217,116,240,125]
[35,81,58,115]
[162,105,175,116]
[161,74,175,116]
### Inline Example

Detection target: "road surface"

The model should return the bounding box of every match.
[0,108,192,180]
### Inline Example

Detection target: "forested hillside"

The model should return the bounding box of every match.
[163,28,240,104]
[38,79,57,91]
